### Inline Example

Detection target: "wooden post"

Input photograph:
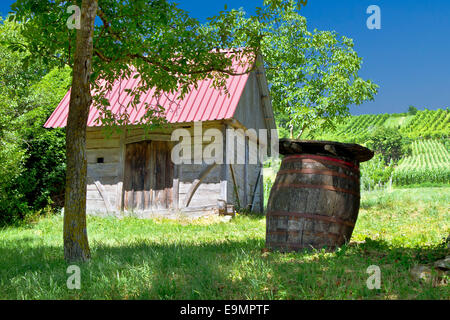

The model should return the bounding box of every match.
[244,136,249,208]
[220,123,228,203]
[173,165,180,210]
[116,127,126,212]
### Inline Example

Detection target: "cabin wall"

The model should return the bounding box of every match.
[86,126,173,215]
[233,72,267,134]
[226,129,264,213]
[85,86,268,216]
[86,128,122,214]
[174,122,225,210]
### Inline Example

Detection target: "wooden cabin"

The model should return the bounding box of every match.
[44,55,276,218]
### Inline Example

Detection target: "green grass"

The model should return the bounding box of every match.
[0,187,448,300]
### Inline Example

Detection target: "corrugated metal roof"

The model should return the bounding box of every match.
[44,58,251,128]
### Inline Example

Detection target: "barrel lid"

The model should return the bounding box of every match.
[279,139,374,163]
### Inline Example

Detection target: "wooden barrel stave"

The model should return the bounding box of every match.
[266,154,361,251]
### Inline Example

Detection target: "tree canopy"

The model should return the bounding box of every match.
[10,0,269,128]
[8,1,376,134]
[258,3,378,137]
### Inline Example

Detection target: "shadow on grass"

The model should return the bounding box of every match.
[0,236,447,299]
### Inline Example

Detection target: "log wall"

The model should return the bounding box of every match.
[84,69,272,216]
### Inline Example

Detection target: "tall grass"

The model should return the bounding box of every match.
[0,187,448,300]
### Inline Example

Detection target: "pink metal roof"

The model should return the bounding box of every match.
[44,59,251,128]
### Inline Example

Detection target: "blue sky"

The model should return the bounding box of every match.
[1,0,449,115]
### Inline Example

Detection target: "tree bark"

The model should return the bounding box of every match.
[64,0,98,263]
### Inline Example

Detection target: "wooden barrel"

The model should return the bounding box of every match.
[266,153,362,251]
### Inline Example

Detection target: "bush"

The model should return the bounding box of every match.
[0,132,28,225]
[0,67,70,226]
[360,153,395,191]
[408,106,418,115]
[366,127,411,165]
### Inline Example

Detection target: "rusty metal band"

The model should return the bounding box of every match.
[277,168,360,183]
[283,155,360,173]
[272,182,360,198]
[267,210,356,228]
[266,242,338,250]
[266,230,342,240]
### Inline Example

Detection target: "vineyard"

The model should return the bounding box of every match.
[298,108,450,189]
[308,108,449,143]
[393,140,450,186]
[400,108,450,139]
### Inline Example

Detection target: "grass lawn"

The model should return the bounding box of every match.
[0,187,448,300]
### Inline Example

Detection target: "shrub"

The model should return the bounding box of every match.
[0,67,70,226]
[360,153,395,191]
[366,127,410,165]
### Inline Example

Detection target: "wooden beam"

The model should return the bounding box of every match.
[183,163,218,207]
[229,164,241,208]
[243,137,249,207]
[173,165,180,210]
[116,129,126,211]
[250,166,262,212]
[220,124,228,202]
[224,118,267,148]
[255,54,277,157]
[124,133,171,145]
[87,168,114,213]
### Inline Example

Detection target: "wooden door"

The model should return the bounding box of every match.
[124,141,174,211]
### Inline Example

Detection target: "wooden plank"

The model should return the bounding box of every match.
[173,177,179,210]
[88,163,119,177]
[123,142,134,211]
[87,168,114,213]
[177,167,221,183]
[124,134,171,145]
[87,138,120,149]
[86,130,121,140]
[134,142,146,211]
[220,124,228,202]
[87,148,121,164]
[116,129,125,211]
[123,140,174,212]
[143,141,152,210]
[87,184,117,193]
[244,137,249,207]
[86,199,109,213]
[188,189,222,207]
[183,163,217,207]
[229,164,241,208]
[259,165,264,213]
[164,141,174,209]
[250,166,262,212]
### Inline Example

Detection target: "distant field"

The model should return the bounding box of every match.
[383,115,414,129]
[307,108,449,142]
[394,140,450,186]
[0,187,448,300]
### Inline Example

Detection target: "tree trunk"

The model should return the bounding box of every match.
[64,0,98,263]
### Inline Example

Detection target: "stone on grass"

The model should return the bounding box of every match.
[434,256,450,271]
[221,216,233,223]
[410,265,432,283]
